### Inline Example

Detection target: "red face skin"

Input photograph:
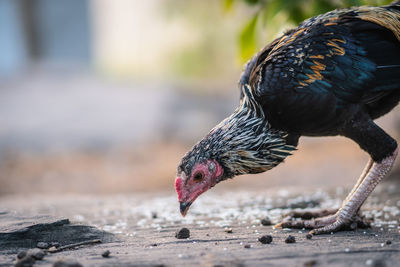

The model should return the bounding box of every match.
[175,159,224,216]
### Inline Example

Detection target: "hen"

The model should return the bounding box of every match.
[175,1,400,234]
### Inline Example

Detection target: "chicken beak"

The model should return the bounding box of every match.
[179,202,192,217]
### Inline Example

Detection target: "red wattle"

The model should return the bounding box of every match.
[175,177,183,200]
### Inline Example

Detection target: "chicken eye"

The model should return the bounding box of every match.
[193,172,204,182]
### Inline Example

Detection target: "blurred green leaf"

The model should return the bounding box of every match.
[223,0,235,13]
[244,0,261,5]
[262,0,288,25]
[233,0,396,61]
[239,13,259,62]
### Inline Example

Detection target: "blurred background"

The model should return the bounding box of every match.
[0,0,398,196]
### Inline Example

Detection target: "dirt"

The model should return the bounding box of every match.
[0,182,400,266]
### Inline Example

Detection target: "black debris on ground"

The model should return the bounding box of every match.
[261,217,272,226]
[102,250,111,258]
[306,234,313,240]
[175,228,190,239]
[386,240,392,245]
[285,235,296,244]
[244,244,251,249]
[258,235,273,244]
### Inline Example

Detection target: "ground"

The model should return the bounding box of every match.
[1,182,400,267]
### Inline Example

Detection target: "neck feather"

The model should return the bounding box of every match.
[206,84,296,178]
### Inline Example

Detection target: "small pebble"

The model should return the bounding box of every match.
[386,240,392,245]
[224,227,233,233]
[258,235,273,244]
[48,246,57,252]
[285,235,296,243]
[175,228,190,239]
[17,251,27,259]
[306,234,313,240]
[261,218,272,226]
[50,242,61,248]
[102,250,111,258]
[36,242,49,249]
[244,244,251,248]
[345,248,350,252]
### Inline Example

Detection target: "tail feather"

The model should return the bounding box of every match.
[356,5,400,42]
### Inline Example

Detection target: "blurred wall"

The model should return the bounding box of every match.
[0,0,28,75]
[33,0,91,64]
[92,0,194,77]
[0,0,90,76]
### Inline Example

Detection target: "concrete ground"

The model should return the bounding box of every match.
[1,182,400,267]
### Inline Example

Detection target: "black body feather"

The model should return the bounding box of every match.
[243,1,400,162]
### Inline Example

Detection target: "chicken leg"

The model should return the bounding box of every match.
[276,147,398,234]
[281,158,374,221]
